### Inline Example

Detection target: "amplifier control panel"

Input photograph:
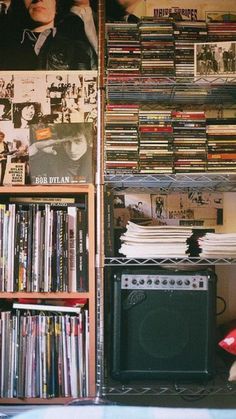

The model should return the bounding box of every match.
[121,273,209,291]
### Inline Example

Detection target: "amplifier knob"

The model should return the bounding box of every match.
[162,279,168,285]
[169,279,175,285]
[154,279,160,285]
[139,279,145,285]
[132,279,137,285]
[185,279,190,285]
[147,279,152,285]
[177,280,183,285]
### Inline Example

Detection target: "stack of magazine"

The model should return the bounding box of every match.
[199,232,236,258]
[119,221,193,258]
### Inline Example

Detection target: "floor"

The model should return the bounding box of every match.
[1,393,236,418]
[106,395,236,409]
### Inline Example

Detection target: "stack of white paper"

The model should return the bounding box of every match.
[119,221,193,258]
[199,233,236,258]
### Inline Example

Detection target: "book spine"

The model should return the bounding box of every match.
[77,208,88,292]
[67,207,77,292]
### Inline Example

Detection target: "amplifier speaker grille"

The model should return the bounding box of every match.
[111,269,216,381]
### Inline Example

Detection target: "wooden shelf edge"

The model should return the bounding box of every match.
[0,184,95,194]
[0,292,90,299]
[0,397,75,404]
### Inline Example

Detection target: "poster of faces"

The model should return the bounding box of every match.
[0,0,98,71]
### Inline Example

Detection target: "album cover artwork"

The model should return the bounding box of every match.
[194,41,236,79]
[29,122,94,185]
[0,121,29,185]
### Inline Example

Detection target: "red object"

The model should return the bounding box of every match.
[16,298,87,307]
[219,329,236,355]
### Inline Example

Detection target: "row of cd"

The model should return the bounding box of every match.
[105,108,236,173]
[106,19,236,80]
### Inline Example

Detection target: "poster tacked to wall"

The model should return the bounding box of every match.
[0,71,97,185]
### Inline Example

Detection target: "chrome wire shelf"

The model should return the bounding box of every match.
[104,173,236,192]
[105,257,236,266]
[102,379,236,397]
[102,360,236,397]
[106,76,236,105]
[105,75,236,85]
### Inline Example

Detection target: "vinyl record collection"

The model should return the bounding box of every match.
[0,201,88,292]
[0,305,89,398]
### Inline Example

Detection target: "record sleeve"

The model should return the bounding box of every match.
[29,123,94,185]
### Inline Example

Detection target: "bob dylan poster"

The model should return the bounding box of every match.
[0,70,97,185]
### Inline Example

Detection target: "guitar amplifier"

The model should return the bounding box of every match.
[111,268,216,381]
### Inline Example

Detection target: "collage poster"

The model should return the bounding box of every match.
[113,192,223,228]
[0,71,97,185]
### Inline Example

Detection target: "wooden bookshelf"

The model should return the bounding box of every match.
[0,183,96,399]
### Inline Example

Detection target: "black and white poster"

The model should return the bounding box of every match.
[0,0,98,71]
[0,70,97,185]
[113,192,223,228]
[195,41,236,78]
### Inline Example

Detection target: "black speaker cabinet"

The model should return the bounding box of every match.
[111,269,216,381]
